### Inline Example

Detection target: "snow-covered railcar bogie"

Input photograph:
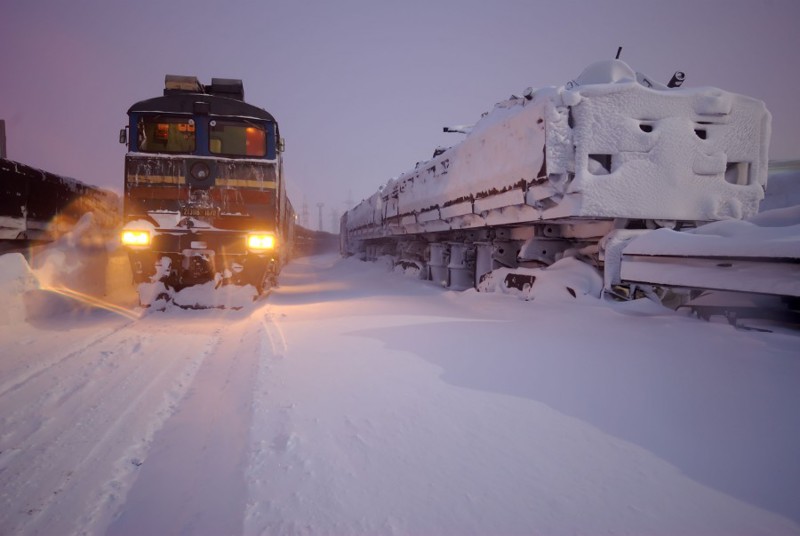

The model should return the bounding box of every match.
[120,75,295,306]
[341,59,772,298]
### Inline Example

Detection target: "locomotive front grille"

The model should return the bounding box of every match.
[150,230,253,256]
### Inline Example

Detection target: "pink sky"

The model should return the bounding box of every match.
[2,0,799,232]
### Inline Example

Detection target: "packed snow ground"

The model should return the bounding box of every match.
[1,245,799,535]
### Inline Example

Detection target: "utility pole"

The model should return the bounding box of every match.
[301,197,310,228]
[0,119,6,159]
[317,202,324,232]
[330,208,340,234]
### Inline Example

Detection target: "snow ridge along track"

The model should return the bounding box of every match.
[0,313,220,535]
[105,309,271,536]
[0,322,133,400]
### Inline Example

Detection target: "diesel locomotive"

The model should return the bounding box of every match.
[120,75,294,303]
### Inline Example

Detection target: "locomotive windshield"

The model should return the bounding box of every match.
[209,120,267,157]
[137,116,195,153]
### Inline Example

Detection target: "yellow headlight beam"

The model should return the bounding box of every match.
[247,233,276,250]
[121,230,151,247]
[40,284,142,321]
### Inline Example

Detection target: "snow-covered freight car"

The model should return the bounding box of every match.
[341,59,772,296]
[0,157,118,254]
[119,76,295,307]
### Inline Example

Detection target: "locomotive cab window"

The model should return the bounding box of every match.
[137,117,195,153]
[209,120,267,157]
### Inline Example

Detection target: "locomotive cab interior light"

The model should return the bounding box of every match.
[155,123,170,141]
[121,229,151,247]
[247,233,276,251]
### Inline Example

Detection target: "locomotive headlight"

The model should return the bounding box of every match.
[121,230,151,247]
[247,233,276,251]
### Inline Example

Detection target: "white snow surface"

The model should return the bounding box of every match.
[623,204,800,258]
[1,238,800,535]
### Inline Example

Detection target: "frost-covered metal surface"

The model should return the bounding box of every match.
[343,60,771,245]
[614,205,800,298]
[340,60,778,304]
[601,166,800,301]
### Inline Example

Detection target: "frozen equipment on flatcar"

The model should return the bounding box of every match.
[341,59,771,298]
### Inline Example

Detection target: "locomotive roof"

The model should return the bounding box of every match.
[128,93,276,123]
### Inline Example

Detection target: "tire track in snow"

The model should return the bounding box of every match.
[244,308,304,535]
[0,321,134,400]
[258,309,288,358]
[0,331,151,465]
[105,311,267,536]
[0,316,221,536]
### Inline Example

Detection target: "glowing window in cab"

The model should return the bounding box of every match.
[209,120,267,157]
[137,117,195,153]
